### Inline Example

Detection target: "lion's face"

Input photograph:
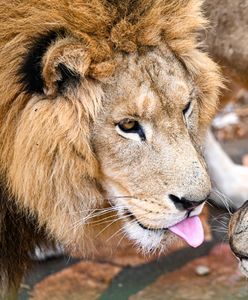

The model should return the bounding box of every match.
[0,0,222,256]
[4,42,213,254]
[229,201,248,276]
[92,46,210,251]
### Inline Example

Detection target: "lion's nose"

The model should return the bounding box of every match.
[169,194,205,211]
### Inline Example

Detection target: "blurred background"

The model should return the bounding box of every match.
[19,1,248,299]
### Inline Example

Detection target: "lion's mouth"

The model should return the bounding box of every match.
[124,209,204,248]
[124,209,166,232]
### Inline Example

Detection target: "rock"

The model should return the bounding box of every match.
[195,265,210,276]
[130,244,247,300]
[30,261,121,300]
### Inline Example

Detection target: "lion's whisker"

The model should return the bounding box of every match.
[72,211,132,232]
[106,218,138,243]
[86,213,132,227]
[95,218,125,238]
[106,195,138,200]
[116,230,129,248]
[70,203,129,230]
[106,225,127,243]
[211,188,233,215]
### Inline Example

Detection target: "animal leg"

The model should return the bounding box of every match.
[204,130,248,210]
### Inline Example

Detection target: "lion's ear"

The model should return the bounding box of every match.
[42,39,91,97]
[19,31,115,97]
[19,31,91,97]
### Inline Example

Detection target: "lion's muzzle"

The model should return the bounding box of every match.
[169,194,206,211]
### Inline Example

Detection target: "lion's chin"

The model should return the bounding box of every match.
[239,259,248,277]
[123,221,178,254]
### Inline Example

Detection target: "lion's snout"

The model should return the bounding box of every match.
[169,194,206,211]
[166,157,211,210]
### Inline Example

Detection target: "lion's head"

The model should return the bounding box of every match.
[0,0,222,255]
[229,201,248,276]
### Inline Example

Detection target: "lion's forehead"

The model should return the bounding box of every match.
[103,48,193,119]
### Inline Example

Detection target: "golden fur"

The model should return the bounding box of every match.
[229,201,248,276]
[0,0,222,297]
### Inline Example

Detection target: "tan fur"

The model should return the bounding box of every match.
[0,0,222,296]
[229,202,248,276]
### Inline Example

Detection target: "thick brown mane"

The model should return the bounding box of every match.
[0,0,207,82]
[0,0,205,53]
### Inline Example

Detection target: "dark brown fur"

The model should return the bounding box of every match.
[0,184,49,298]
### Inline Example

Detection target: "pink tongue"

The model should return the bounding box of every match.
[168,216,204,248]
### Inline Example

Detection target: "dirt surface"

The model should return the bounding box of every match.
[130,244,246,300]
[31,261,121,300]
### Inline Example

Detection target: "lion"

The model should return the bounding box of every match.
[0,0,222,298]
[229,201,248,277]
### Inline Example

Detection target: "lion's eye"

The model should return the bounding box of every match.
[116,119,146,141]
[119,119,136,131]
[182,101,193,121]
